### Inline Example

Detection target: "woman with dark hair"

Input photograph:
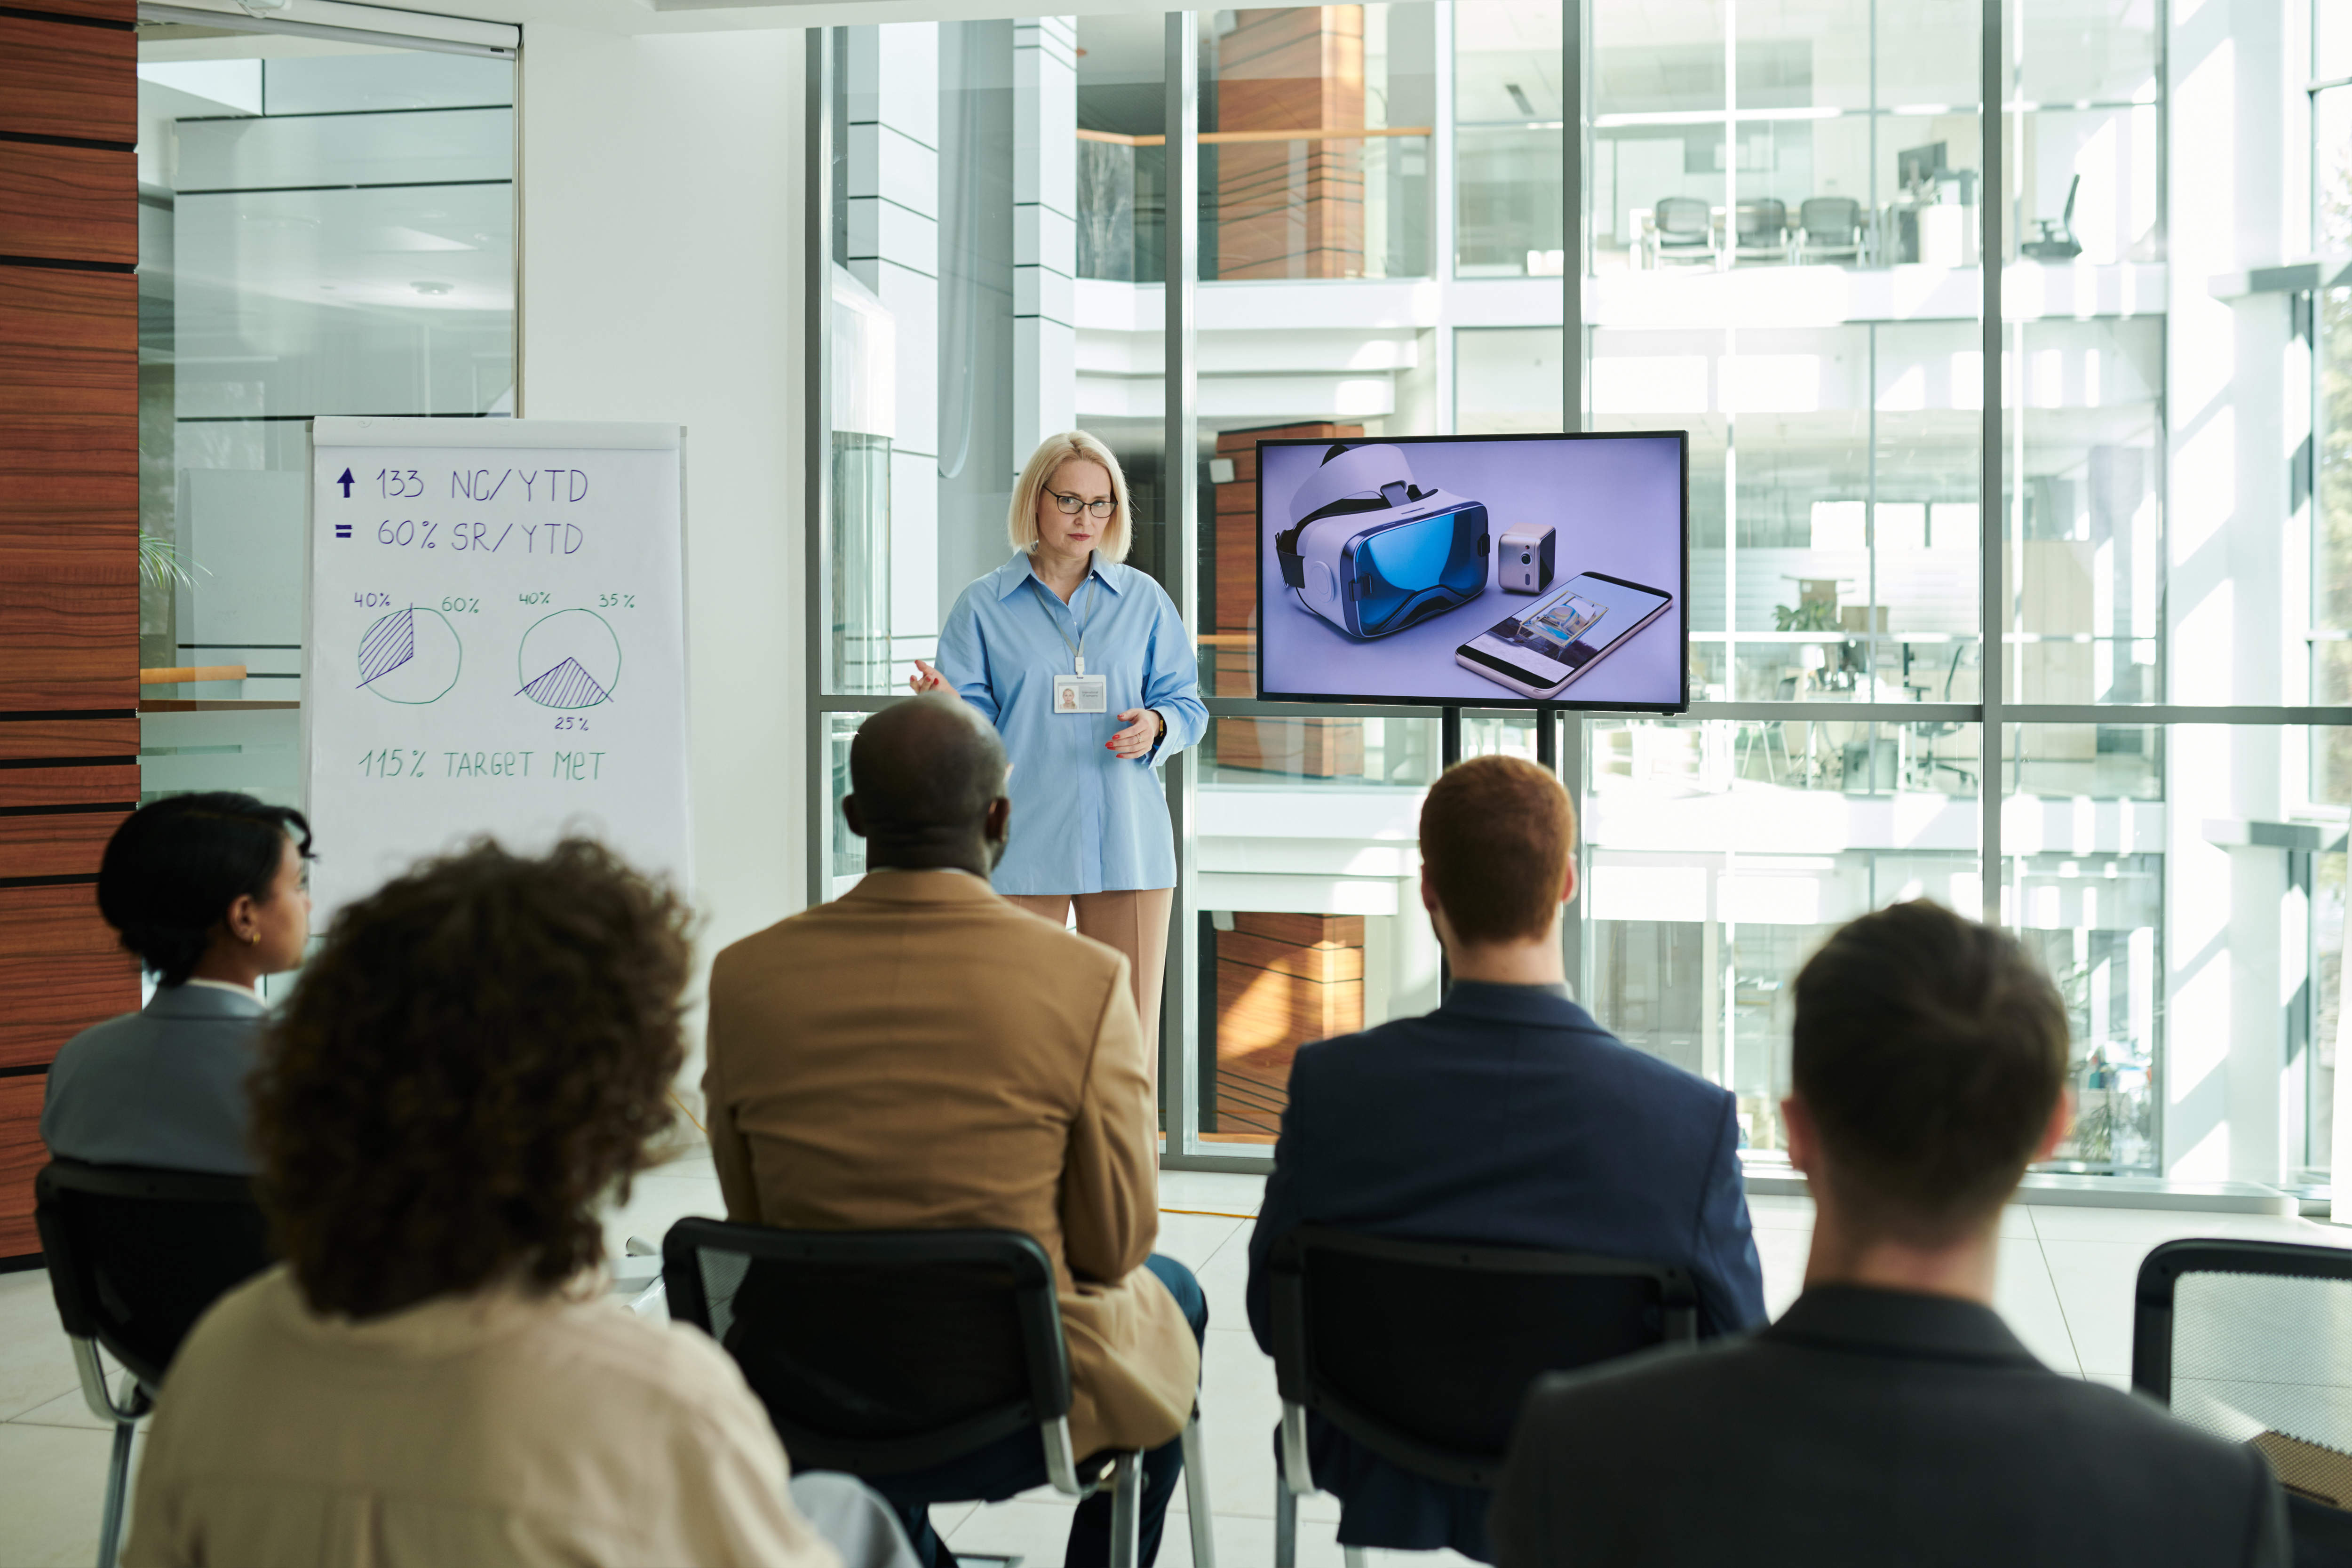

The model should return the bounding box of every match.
[122,838,851,1568]
[41,791,312,1174]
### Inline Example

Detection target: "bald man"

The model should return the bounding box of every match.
[703,696,1205,1568]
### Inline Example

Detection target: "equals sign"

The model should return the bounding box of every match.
[334,524,354,539]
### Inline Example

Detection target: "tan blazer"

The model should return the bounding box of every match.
[704,868,1198,1459]
[124,1266,842,1568]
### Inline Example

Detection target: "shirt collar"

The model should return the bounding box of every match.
[1763,1285,2044,1369]
[183,976,261,1001]
[1437,979,1594,1030]
[993,550,1126,600]
[146,980,270,1019]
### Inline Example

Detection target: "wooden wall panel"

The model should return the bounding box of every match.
[0,764,138,809]
[0,17,135,147]
[0,812,126,881]
[0,568,139,711]
[0,142,136,267]
[0,955,138,1070]
[1210,914,1367,1142]
[0,265,139,409]
[0,1077,48,1258]
[0,716,137,761]
[10,0,135,22]
[0,0,140,1261]
[0,882,119,957]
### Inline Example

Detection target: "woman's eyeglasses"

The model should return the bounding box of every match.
[1047,489,1118,519]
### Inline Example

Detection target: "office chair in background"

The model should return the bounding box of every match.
[1733,198,1790,263]
[1266,1226,1699,1568]
[2131,1238,2352,1568]
[2022,174,2085,260]
[35,1160,275,1568]
[1649,196,1715,267]
[663,1219,1213,1568]
[1795,196,1864,264]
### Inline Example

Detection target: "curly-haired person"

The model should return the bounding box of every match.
[120,840,863,1568]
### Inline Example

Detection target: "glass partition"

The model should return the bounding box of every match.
[135,27,516,818]
[802,3,2352,1191]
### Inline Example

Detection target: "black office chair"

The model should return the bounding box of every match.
[1796,195,1864,264]
[663,1219,1213,1568]
[1650,195,1714,267]
[34,1160,274,1568]
[2131,1238,2352,1568]
[2021,173,2084,260]
[1266,1226,1699,1568]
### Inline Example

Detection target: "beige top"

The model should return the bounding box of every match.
[704,870,1198,1459]
[124,1266,844,1568]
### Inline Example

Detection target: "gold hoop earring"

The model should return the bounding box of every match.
[244,930,261,945]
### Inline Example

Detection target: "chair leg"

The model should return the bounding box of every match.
[96,1417,134,1568]
[1108,1451,1142,1568]
[1274,1477,1296,1568]
[1179,1415,1215,1568]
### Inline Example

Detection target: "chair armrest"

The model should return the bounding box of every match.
[72,1337,151,1427]
[1280,1401,1317,1496]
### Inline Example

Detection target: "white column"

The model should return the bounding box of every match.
[2161,0,2295,1183]
[1012,17,1078,469]
[846,24,942,661]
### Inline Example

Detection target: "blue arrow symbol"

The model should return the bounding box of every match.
[336,467,355,498]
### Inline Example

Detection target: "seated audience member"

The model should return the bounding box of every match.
[1493,900,2291,1568]
[704,695,1204,1568]
[125,840,856,1568]
[43,793,311,1174]
[1244,755,1766,1563]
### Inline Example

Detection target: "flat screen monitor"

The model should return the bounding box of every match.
[1255,431,1688,712]
[1897,140,1947,190]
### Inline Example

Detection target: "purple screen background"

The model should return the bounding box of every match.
[1256,435,1685,706]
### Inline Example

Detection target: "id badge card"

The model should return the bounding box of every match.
[1053,674,1108,714]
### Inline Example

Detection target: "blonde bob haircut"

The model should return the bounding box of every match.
[1008,430,1135,564]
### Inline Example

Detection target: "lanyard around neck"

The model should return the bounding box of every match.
[1030,573,1100,676]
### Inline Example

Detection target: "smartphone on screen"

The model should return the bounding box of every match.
[1455,572,1675,699]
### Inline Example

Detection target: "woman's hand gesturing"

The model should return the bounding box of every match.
[908,659,948,695]
[1108,708,1160,760]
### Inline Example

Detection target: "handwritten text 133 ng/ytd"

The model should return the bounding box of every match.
[368,468,592,502]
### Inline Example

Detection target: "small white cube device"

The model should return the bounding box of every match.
[1497,523,1556,594]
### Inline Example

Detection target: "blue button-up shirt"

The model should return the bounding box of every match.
[933,552,1208,896]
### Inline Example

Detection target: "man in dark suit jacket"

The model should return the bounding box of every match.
[1245,755,1765,1562]
[1494,899,2290,1568]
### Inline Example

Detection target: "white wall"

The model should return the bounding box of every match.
[518,24,809,1121]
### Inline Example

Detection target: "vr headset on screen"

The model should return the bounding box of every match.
[1275,444,1491,640]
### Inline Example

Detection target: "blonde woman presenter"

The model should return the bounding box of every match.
[912,431,1207,1054]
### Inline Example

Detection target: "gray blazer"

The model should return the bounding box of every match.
[40,984,268,1176]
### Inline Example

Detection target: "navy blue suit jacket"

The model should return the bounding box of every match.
[1244,981,1767,1556]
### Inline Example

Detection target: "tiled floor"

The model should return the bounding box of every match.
[6,1162,2350,1567]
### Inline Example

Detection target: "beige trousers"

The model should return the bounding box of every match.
[1005,888,1174,1059]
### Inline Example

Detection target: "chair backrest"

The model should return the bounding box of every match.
[34,1160,273,1391]
[1737,198,1787,239]
[1653,196,1710,239]
[1800,196,1860,239]
[2133,1239,2352,1513]
[663,1218,1073,1476]
[1268,1226,1699,1490]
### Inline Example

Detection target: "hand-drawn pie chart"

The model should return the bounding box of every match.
[516,608,621,709]
[357,605,462,704]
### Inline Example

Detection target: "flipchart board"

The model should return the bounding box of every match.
[303,418,692,921]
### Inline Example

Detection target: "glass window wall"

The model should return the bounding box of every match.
[806,3,2352,1193]
[136,25,515,836]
